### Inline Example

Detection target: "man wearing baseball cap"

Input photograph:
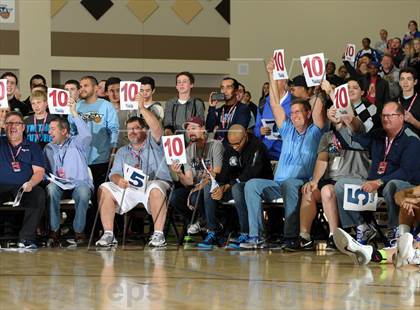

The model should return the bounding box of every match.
[169,116,224,236]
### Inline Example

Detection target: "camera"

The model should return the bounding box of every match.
[211,92,225,101]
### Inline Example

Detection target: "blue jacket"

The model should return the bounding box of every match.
[254,93,292,160]
[337,126,420,184]
[206,102,251,142]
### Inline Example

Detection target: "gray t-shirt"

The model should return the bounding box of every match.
[184,139,224,184]
[318,131,370,181]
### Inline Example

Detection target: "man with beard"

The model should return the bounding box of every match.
[206,77,251,143]
[169,116,223,235]
[95,100,172,247]
[68,76,119,194]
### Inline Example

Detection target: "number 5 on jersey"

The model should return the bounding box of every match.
[162,135,187,165]
[273,49,288,80]
[120,81,141,110]
[124,164,148,191]
[48,88,70,115]
[0,79,8,109]
[300,53,325,87]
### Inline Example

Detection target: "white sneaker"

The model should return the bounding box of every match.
[333,228,373,265]
[148,232,166,247]
[187,222,201,235]
[95,232,118,247]
[393,233,420,268]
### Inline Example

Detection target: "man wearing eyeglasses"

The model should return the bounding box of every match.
[196,124,273,249]
[0,111,46,249]
[240,58,327,249]
[334,101,420,247]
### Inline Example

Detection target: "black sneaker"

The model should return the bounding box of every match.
[284,237,315,252]
[325,236,337,251]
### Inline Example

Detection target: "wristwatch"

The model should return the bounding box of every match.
[376,179,384,187]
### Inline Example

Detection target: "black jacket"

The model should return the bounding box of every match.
[216,134,273,185]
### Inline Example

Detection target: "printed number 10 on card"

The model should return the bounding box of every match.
[162,135,187,165]
[120,81,140,110]
[273,49,288,80]
[48,88,70,115]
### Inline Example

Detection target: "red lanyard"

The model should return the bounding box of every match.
[332,133,342,151]
[384,136,394,161]
[221,104,237,129]
[33,114,48,142]
[8,143,22,162]
[130,143,145,168]
[399,93,418,113]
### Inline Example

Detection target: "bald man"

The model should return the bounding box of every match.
[197,124,273,249]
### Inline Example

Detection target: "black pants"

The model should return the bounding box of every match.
[169,186,204,227]
[0,185,46,241]
[87,162,110,235]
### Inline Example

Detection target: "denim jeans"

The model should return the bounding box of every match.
[335,178,365,228]
[47,183,91,233]
[203,182,249,233]
[382,179,413,228]
[169,186,203,226]
[244,178,304,239]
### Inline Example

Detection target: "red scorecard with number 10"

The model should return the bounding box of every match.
[120,81,141,111]
[48,88,70,115]
[334,83,352,117]
[0,79,8,108]
[300,53,325,87]
[273,49,289,80]
[162,134,187,165]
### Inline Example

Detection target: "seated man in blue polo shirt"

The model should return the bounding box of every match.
[44,99,93,247]
[0,111,46,249]
[95,100,173,248]
[240,58,327,249]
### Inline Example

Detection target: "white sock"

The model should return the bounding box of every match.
[357,223,369,231]
[104,230,113,236]
[300,232,311,240]
[398,224,411,235]
[154,230,164,235]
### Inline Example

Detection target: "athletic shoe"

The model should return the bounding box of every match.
[197,231,219,249]
[356,224,376,245]
[325,235,337,251]
[148,232,166,247]
[226,233,249,249]
[386,227,399,248]
[47,231,61,248]
[239,236,265,249]
[393,233,420,268]
[334,228,373,265]
[187,222,201,235]
[17,240,38,250]
[95,232,118,247]
[284,237,315,252]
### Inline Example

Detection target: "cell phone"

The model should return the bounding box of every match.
[211,92,225,101]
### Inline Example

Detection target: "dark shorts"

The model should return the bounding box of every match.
[317,179,336,191]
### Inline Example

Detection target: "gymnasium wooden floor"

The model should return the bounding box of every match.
[0,245,418,309]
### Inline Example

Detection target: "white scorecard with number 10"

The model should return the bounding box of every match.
[272,49,288,80]
[300,53,325,87]
[48,88,70,115]
[162,134,187,165]
[344,44,356,63]
[120,81,141,110]
[334,83,353,117]
[0,79,8,109]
